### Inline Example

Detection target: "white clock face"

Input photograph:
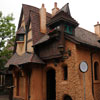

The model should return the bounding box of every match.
[80,61,88,73]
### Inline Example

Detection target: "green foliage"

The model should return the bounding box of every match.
[0,11,16,69]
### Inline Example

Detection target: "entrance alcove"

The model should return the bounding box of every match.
[46,68,56,100]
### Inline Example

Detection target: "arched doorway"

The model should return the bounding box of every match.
[64,95,72,100]
[46,68,56,100]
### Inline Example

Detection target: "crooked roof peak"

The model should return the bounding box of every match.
[54,3,71,17]
[60,3,71,16]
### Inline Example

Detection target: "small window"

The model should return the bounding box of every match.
[94,62,99,80]
[63,66,68,80]
[17,34,24,41]
[64,95,72,100]
[64,25,73,34]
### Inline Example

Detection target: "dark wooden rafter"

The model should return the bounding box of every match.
[27,39,32,43]
[59,24,65,51]
[25,25,28,52]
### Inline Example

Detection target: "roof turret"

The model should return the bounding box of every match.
[47,3,78,29]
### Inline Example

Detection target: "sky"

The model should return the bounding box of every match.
[0,0,100,32]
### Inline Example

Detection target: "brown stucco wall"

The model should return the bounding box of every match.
[92,52,100,100]
[16,35,26,56]
[27,41,33,52]
[76,45,100,100]
[27,23,33,53]
[45,40,83,100]
[27,24,32,41]
[75,46,94,100]
[30,65,43,100]
[12,40,100,100]
[16,15,26,56]
[13,68,28,100]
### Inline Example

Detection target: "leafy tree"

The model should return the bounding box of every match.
[0,11,16,69]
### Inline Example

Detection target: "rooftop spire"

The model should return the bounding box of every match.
[47,3,78,28]
[61,3,71,16]
[54,3,71,17]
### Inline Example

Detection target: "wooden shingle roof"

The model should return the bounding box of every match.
[5,53,45,67]
[75,27,100,48]
[6,3,100,67]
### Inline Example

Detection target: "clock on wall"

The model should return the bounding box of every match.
[79,61,88,73]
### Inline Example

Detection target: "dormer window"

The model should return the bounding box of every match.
[64,25,73,35]
[17,34,24,41]
[16,26,25,41]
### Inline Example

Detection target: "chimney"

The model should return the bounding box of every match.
[40,4,47,34]
[52,2,59,16]
[94,22,100,37]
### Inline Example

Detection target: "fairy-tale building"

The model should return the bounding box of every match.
[6,2,100,100]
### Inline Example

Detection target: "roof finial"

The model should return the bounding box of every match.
[60,3,71,16]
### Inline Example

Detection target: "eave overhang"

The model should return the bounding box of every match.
[5,53,45,68]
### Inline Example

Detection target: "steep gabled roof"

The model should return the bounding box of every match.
[29,11,45,44]
[47,3,78,28]
[22,4,40,25]
[9,4,52,67]
[17,4,51,45]
[56,3,71,16]
[18,4,51,28]
[7,3,100,67]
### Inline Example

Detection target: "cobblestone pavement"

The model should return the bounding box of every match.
[0,95,9,100]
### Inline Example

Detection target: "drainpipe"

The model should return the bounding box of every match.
[90,52,94,98]
[28,72,31,100]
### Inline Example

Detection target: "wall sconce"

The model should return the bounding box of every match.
[54,61,57,66]
[53,59,60,67]
[58,45,71,60]
[53,45,71,66]
[67,49,71,56]
[62,49,71,59]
